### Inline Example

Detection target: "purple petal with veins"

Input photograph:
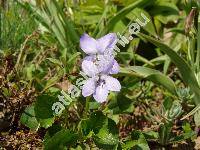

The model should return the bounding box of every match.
[80,34,97,54]
[97,33,117,54]
[109,60,120,74]
[103,75,121,91]
[82,77,96,97]
[81,59,98,77]
[93,85,109,103]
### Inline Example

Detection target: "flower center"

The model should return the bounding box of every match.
[96,75,106,87]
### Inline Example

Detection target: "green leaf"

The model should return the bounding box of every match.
[108,91,134,114]
[126,8,157,36]
[20,105,39,130]
[122,140,138,150]
[44,129,78,150]
[182,123,193,133]
[66,52,81,65]
[20,104,54,130]
[89,101,101,110]
[134,54,155,67]
[122,66,177,95]
[94,118,119,148]
[47,58,62,67]
[152,2,179,24]
[39,118,55,129]
[159,123,172,145]
[163,97,173,111]
[122,131,150,150]
[113,20,127,33]
[140,33,200,104]
[81,111,119,149]
[81,111,106,136]
[44,124,63,140]
[34,94,58,119]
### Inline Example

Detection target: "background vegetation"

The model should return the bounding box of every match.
[1,0,200,149]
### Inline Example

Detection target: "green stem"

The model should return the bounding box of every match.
[84,97,90,118]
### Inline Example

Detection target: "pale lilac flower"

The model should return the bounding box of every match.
[80,33,117,55]
[82,75,121,103]
[81,55,119,76]
[80,33,119,75]
[80,33,121,102]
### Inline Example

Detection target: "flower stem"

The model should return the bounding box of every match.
[84,97,90,118]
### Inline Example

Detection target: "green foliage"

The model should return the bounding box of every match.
[0,1,36,50]
[97,0,156,36]
[81,111,119,149]
[122,131,150,150]
[44,128,78,150]
[35,94,58,119]
[26,0,79,55]
[2,0,200,149]
[121,66,177,95]
[20,104,55,130]
[126,8,157,36]
[140,33,200,105]
[20,105,40,130]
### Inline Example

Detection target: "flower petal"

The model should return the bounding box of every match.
[80,34,98,54]
[104,75,121,91]
[82,59,98,77]
[97,33,117,53]
[109,59,120,74]
[96,54,114,74]
[93,86,109,103]
[82,78,96,97]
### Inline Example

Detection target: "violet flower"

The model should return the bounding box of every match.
[80,33,121,103]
